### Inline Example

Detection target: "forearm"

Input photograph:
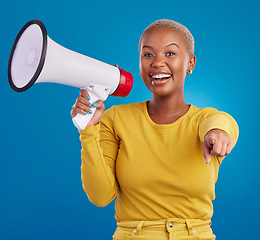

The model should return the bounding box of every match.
[80,124,119,207]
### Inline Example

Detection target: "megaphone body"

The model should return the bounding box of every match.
[8,20,133,130]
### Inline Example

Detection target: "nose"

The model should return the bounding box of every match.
[152,55,165,68]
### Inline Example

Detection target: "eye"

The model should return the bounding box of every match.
[166,51,175,56]
[143,53,154,58]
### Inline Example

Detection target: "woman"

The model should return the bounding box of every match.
[71,19,239,240]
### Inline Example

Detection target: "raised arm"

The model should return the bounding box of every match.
[71,90,119,207]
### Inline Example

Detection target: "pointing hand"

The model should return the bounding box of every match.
[203,129,233,164]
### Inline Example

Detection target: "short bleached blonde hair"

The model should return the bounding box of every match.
[139,19,195,56]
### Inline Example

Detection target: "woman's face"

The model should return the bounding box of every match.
[139,27,195,98]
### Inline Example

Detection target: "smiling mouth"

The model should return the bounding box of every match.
[150,73,172,81]
[150,73,172,85]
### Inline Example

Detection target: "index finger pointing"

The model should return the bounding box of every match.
[203,142,212,164]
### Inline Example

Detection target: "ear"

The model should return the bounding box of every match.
[187,55,196,72]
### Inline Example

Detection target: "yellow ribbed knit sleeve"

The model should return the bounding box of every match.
[198,112,239,146]
[79,107,119,207]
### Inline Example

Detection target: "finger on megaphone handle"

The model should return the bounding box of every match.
[91,100,104,108]
[77,95,92,108]
[71,96,92,118]
[71,104,90,118]
[80,89,90,100]
[77,101,92,115]
[87,100,105,127]
[71,103,76,118]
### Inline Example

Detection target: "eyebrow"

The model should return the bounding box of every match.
[142,45,153,49]
[166,42,179,48]
[142,42,179,49]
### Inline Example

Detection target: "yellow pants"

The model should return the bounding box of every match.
[113,218,216,240]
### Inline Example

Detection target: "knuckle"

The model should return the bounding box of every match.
[226,149,232,155]
[78,96,86,102]
[220,152,226,157]
[219,147,227,156]
[74,102,80,108]
[211,149,219,156]
[80,89,87,94]
[216,150,221,156]
[80,91,88,99]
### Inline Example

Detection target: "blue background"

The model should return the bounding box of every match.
[0,0,259,239]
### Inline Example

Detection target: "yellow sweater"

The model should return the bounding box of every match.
[79,102,239,221]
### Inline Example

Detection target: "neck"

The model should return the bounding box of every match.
[148,92,189,124]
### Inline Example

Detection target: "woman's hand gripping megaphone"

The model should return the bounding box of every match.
[71,89,105,128]
[71,64,122,130]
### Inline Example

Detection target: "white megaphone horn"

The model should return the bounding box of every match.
[8,19,133,130]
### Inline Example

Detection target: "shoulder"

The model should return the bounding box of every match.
[113,101,144,112]
[188,105,238,128]
[101,101,145,124]
[104,102,145,117]
[188,105,222,121]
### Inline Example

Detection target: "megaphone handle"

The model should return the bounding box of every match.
[72,84,110,130]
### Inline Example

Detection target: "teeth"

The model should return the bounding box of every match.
[152,74,171,79]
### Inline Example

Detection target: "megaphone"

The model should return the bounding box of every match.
[8,19,133,130]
